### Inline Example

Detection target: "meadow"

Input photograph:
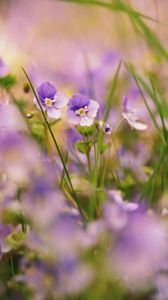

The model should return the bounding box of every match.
[0,0,168,299]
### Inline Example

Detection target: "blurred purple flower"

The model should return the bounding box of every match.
[35,82,68,119]
[18,255,93,298]
[122,96,147,131]
[0,132,40,183]
[67,94,99,126]
[0,102,26,132]
[0,58,9,78]
[110,211,167,287]
[103,190,138,231]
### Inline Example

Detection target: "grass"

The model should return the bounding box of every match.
[56,0,168,60]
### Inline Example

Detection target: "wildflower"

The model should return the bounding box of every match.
[67,94,99,126]
[96,121,112,134]
[103,190,138,231]
[122,96,147,131]
[0,132,40,183]
[109,211,167,287]
[0,58,9,78]
[35,82,68,119]
[0,102,26,132]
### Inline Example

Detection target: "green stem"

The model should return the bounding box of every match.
[86,147,92,176]
[10,255,14,277]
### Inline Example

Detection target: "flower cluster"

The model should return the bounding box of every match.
[35,82,100,126]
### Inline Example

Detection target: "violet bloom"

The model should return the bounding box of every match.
[103,190,138,231]
[96,121,112,134]
[110,212,167,288]
[35,82,68,119]
[67,94,99,126]
[0,58,9,78]
[122,96,147,131]
[0,132,40,183]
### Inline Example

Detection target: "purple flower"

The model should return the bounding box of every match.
[0,58,9,78]
[34,82,68,119]
[0,132,40,183]
[110,211,167,287]
[103,190,138,231]
[122,96,147,131]
[96,121,112,134]
[67,94,99,126]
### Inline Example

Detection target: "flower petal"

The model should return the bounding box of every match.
[122,112,147,131]
[128,120,147,131]
[67,109,79,125]
[47,108,61,119]
[37,82,56,100]
[33,97,46,111]
[54,92,69,109]
[80,116,93,127]
[87,100,99,118]
[0,58,9,78]
[69,94,90,111]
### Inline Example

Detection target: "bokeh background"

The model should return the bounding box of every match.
[0,0,168,82]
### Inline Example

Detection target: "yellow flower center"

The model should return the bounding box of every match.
[75,107,87,116]
[44,98,52,107]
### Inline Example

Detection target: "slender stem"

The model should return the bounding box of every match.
[83,133,92,178]
[10,255,14,277]
[86,147,92,176]
[45,123,52,157]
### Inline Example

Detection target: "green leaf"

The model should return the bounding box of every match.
[100,143,110,154]
[31,122,45,137]
[0,74,17,90]
[77,125,93,136]
[75,141,87,153]
[7,231,26,249]
[49,119,60,127]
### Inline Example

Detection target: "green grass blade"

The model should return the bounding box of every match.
[124,63,165,144]
[150,77,168,143]
[132,15,168,60]
[140,145,168,203]
[56,0,163,24]
[57,0,168,60]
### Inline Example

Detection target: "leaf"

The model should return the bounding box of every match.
[75,141,87,153]
[7,231,26,249]
[49,119,60,127]
[0,75,17,90]
[31,122,45,137]
[100,143,110,154]
[77,125,93,136]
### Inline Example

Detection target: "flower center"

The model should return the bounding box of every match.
[44,98,53,107]
[75,106,88,116]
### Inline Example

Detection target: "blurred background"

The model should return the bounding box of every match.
[0,0,167,85]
